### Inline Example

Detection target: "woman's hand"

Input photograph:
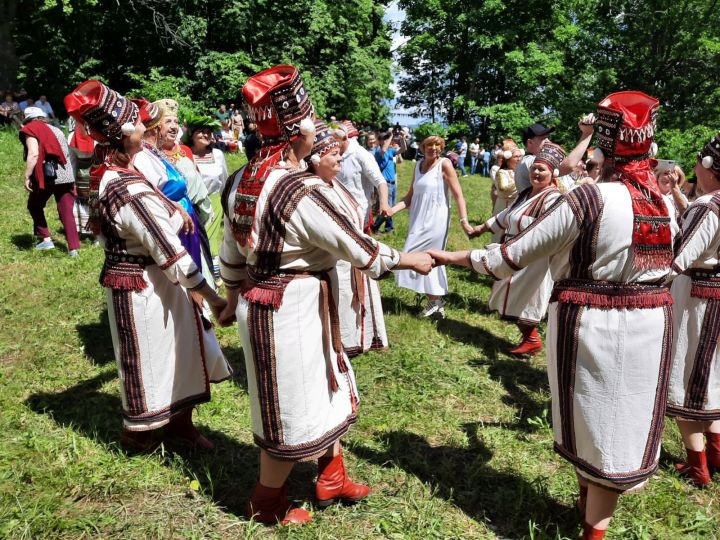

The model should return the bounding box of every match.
[468,223,488,239]
[461,221,475,237]
[177,204,195,235]
[427,249,472,268]
[23,177,33,192]
[399,251,434,275]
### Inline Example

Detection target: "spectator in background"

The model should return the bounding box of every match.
[243,122,261,160]
[19,107,80,255]
[455,136,468,177]
[0,92,23,127]
[19,97,34,111]
[655,163,689,216]
[36,95,56,121]
[231,108,244,141]
[482,147,491,176]
[371,130,403,234]
[219,120,238,153]
[183,115,228,195]
[215,103,230,124]
[469,137,480,175]
[366,132,378,151]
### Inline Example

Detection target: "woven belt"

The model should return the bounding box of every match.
[687,268,720,280]
[105,252,155,267]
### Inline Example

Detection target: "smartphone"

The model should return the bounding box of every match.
[655,159,676,172]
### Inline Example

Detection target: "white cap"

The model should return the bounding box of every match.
[23,107,47,122]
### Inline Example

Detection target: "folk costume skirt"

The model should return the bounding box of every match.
[667,274,720,421]
[546,280,673,491]
[335,259,388,357]
[106,265,232,431]
[236,272,360,461]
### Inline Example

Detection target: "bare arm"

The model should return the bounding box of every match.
[390,162,416,215]
[23,136,39,192]
[441,158,474,236]
[559,115,594,175]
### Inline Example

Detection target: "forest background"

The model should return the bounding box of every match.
[2,0,720,169]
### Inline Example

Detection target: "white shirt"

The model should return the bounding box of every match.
[337,138,386,216]
[469,143,480,155]
[514,154,536,193]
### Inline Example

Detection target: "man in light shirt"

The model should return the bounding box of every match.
[333,121,391,226]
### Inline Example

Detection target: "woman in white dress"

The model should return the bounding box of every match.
[469,142,566,356]
[183,115,229,195]
[665,135,720,487]
[217,67,433,526]
[391,135,474,319]
[430,92,676,540]
[65,81,231,452]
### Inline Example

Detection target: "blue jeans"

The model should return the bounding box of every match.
[482,160,490,176]
[458,154,467,176]
[372,181,396,232]
[470,155,479,175]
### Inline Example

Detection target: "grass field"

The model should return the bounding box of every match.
[1,127,718,539]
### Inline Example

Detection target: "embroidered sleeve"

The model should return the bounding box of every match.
[292,188,399,278]
[118,191,203,289]
[470,198,579,279]
[496,169,516,195]
[219,213,248,288]
[486,205,510,233]
[670,203,720,278]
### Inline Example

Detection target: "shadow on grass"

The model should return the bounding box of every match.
[76,308,115,365]
[22,370,276,517]
[221,345,249,393]
[470,356,550,433]
[354,427,578,539]
[436,318,515,359]
[11,233,35,250]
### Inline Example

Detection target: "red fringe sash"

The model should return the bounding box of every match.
[551,279,672,309]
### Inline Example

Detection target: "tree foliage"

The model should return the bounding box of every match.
[398,0,720,164]
[8,0,394,124]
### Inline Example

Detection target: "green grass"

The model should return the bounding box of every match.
[0,127,718,539]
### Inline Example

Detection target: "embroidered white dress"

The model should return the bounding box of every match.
[337,138,387,220]
[330,178,388,356]
[195,148,228,195]
[485,187,561,324]
[469,182,678,491]
[667,193,720,420]
[220,166,400,460]
[99,169,231,431]
[395,158,450,296]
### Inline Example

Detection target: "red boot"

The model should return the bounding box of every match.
[165,408,214,450]
[705,432,720,471]
[246,482,312,525]
[509,326,542,357]
[316,450,371,508]
[675,448,711,487]
[582,523,606,539]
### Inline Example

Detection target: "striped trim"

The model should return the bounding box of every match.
[554,443,658,487]
[500,244,521,271]
[481,256,499,280]
[555,302,583,455]
[683,298,720,411]
[127,196,178,261]
[254,414,357,461]
[640,304,673,469]
[307,189,377,258]
[666,405,720,421]
[111,289,146,416]
[122,393,210,426]
[675,205,711,261]
[248,302,284,444]
[159,250,188,270]
[565,184,603,279]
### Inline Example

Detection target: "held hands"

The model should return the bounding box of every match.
[406,251,435,275]
[467,223,488,239]
[379,203,392,217]
[461,221,475,237]
[427,249,472,268]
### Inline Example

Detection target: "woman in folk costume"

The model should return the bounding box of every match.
[330,120,390,355]
[183,115,229,195]
[132,100,214,286]
[491,140,524,236]
[429,91,677,540]
[64,81,231,451]
[664,134,720,487]
[156,99,215,226]
[217,65,433,525]
[392,135,474,320]
[468,142,566,356]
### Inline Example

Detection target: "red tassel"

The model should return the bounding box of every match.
[101,273,148,291]
[243,287,284,310]
[327,364,339,393]
[691,283,720,300]
[337,352,349,374]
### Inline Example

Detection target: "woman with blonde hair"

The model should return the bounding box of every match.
[391,134,474,319]
[469,143,566,356]
[491,140,524,240]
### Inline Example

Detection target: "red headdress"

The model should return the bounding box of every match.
[341,120,359,139]
[594,91,670,270]
[534,141,565,176]
[64,80,141,233]
[309,120,340,166]
[233,64,315,246]
[132,98,162,130]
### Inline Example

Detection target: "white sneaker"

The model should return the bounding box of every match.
[421,299,446,320]
[35,239,55,250]
[69,250,79,257]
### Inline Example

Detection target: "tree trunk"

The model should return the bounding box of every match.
[0,0,19,91]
